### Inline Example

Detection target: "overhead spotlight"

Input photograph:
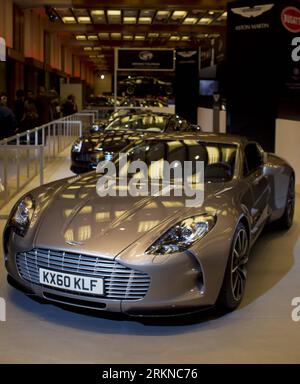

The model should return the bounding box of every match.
[45,6,59,22]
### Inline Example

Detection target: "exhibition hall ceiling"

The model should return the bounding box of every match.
[15,0,230,70]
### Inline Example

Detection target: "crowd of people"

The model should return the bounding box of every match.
[0,87,78,141]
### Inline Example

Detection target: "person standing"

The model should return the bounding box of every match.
[13,89,25,127]
[0,94,17,140]
[35,86,51,126]
[62,94,78,117]
[49,89,61,120]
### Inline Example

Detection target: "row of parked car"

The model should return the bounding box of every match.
[71,109,201,174]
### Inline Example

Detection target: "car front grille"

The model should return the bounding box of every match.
[16,248,150,300]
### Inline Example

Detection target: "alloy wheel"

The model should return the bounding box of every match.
[230,228,249,301]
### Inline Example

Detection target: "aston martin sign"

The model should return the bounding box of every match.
[117,49,175,71]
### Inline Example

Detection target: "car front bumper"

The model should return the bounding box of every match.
[4,218,230,317]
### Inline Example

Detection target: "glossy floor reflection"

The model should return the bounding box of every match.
[0,158,299,363]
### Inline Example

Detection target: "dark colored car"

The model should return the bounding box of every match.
[120,98,167,108]
[71,112,201,174]
[118,76,173,97]
[89,108,150,134]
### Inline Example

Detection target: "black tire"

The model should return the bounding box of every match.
[126,86,135,96]
[165,86,173,96]
[275,175,295,230]
[70,166,89,175]
[217,222,249,311]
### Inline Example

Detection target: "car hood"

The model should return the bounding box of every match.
[33,174,233,259]
[82,131,141,154]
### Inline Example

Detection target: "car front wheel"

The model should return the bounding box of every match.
[217,222,249,311]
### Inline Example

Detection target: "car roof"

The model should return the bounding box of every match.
[136,132,249,146]
[113,111,175,119]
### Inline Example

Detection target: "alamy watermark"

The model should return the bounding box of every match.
[291,297,300,322]
[95,154,205,208]
[0,297,6,322]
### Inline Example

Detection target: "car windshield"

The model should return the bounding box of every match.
[113,140,237,182]
[105,114,169,133]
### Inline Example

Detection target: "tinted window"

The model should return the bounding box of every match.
[116,140,237,182]
[105,114,169,132]
[244,143,263,175]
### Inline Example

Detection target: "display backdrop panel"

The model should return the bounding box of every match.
[118,49,175,71]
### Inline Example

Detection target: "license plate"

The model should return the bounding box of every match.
[39,268,104,295]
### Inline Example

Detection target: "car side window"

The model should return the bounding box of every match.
[165,118,177,132]
[243,143,264,176]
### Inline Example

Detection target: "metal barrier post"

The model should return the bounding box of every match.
[39,147,44,186]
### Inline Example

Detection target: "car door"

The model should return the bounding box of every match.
[243,143,270,235]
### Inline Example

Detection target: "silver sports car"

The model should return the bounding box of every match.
[3,133,295,316]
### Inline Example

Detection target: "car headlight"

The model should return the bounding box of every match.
[145,214,216,255]
[91,125,100,133]
[9,195,35,237]
[72,140,83,153]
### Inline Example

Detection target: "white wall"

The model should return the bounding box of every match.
[197,107,226,133]
[276,119,300,186]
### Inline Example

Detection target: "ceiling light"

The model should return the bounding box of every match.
[123,35,133,40]
[77,16,91,24]
[140,10,155,17]
[93,47,102,51]
[183,17,198,24]
[91,10,104,16]
[123,17,136,24]
[87,35,98,40]
[62,16,76,24]
[138,17,152,24]
[99,33,109,39]
[89,55,96,58]
[209,11,215,15]
[198,17,212,24]
[156,11,170,17]
[111,33,121,39]
[170,35,180,41]
[219,11,227,20]
[135,35,145,40]
[76,35,87,40]
[181,36,190,41]
[148,33,159,38]
[107,10,121,16]
[84,47,92,51]
[171,11,187,19]
[100,74,105,80]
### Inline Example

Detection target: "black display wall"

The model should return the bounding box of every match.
[175,49,199,124]
[227,0,300,152]
[277,1,300,117]
[227,0,278,152]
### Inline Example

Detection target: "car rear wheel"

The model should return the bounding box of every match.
[165,86,173,96]
[217,222,249,311]
[275,175,295,230]
[126,86,135,95]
